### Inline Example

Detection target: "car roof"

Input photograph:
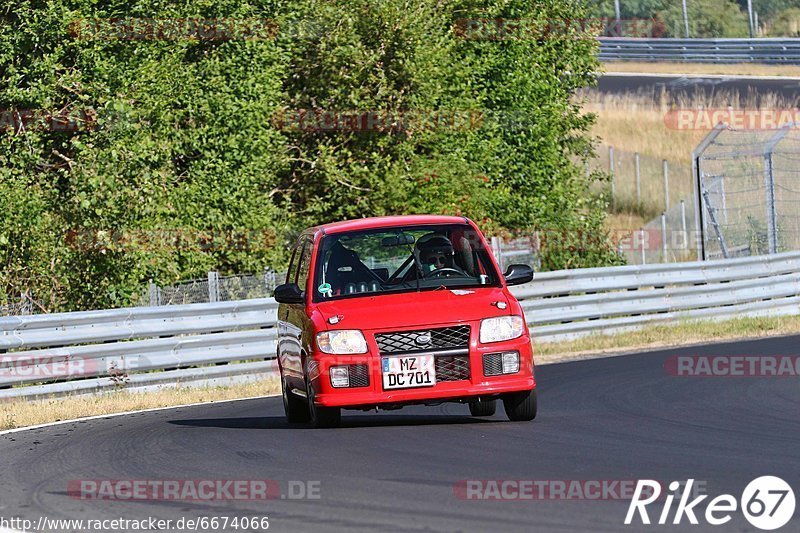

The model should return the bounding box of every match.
[311,215,470,236]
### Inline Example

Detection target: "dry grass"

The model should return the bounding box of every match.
[583,89,797,219]
[604,211,647,233]
[533,315,800,364]
[603,62,800,78]
[1,377,280,431]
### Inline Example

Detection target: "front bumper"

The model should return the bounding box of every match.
[309,335,535,409]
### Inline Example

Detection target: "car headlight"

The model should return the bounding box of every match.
[316,330,368,354]
[480,316,525,343]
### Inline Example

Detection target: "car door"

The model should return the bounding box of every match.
[278,238,303,383]
[278,236,313,384]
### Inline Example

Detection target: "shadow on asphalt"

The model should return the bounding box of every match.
[168,414,500,430]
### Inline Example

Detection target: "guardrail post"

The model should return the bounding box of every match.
[208,271,220,303]
[663,159,669,212]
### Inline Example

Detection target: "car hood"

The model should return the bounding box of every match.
[314,287,511,331]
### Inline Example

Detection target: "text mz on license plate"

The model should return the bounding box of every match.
[382,355,436,389]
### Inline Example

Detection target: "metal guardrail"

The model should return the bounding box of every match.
[599,38,800,64]
[3,251,800,400]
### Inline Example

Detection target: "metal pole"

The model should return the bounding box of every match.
[662,159,669,212]
[208,271,219,303]
[149,281,159,306]
[609,146,615,209]
[682,0,690,38]
[634,152,641,206]
[683,0,690,39]
[614,0,621,36]
[640,229,646,265]
[746,0,754,38]
[491,236,502,271]
[661,213,668,262]
[764,152,778,254]
[680,200,688,249]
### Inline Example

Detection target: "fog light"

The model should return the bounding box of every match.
[330,365,350,388]
[502,352,520,374]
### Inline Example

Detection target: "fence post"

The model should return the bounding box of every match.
[763,151,778,254]
[491,236,502,271]
[640,229,646,265]
[662,159,669,212]
[680,200,688,250]
[208,271,220,303]
[609,146,615,209]
[20,291,33,315]
[634,152,641,206]
[148,280,160,306]
[661,213,668,262]
[265,270,277,292]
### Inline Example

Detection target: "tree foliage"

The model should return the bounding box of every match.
[1,0,619,311]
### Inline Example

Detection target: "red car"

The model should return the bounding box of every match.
[274,215,537,427]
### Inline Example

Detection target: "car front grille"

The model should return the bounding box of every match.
[434,355,471,382]
[375,325,470,354]
[348,364,370,388]
[483,353,504,376]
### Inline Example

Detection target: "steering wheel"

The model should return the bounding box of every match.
[424,267,464,279]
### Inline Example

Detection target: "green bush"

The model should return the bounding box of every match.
[768,7,800,36]
[0,0,619,311]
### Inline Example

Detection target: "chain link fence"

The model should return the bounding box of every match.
[139,270,287,306]
[695,123,800,260]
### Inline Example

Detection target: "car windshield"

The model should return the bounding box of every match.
[312,224,501,301]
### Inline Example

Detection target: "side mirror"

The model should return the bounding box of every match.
[274,283,305,304]
[504,264,534,286]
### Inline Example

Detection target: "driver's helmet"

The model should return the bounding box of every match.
[415,233,455,272]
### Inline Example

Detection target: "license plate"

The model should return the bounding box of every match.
[382,355,436,389]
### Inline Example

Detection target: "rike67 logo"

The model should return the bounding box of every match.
[626,477,796,530]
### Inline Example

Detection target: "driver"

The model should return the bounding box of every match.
[414,233,466,276]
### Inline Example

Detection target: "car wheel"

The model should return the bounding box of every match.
[307,382,341,428]
[468,399,497,417]
[503,389,537,422]
[282,377,310,423]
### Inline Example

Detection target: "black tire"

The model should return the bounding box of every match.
[503,389,537,422]
[307,383,341,428]
[282,377,310,423]
[468,399,497,417]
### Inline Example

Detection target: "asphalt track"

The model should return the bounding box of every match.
[597,73,800,104]
[1,335,799,533]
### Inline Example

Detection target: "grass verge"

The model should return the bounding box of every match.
[1,377,279,431]
[534,315,800,364]
[603,62,800,78]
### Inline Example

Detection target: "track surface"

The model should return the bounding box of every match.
[2,335,799,532]
[597,74,800,104]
